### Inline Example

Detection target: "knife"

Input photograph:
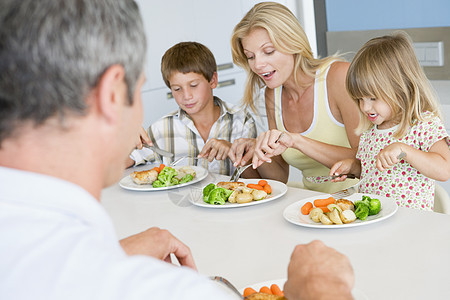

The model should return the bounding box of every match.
[305,174,357,184]
[142,144,174,157]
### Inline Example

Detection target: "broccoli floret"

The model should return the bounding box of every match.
[152,180,164,188]
[203,183,216,202]
[206,187,233,205]
[368,198,381,215]
[170,177,179,186]
[355,202,369,220]
[156,167,177,187]
[179,174,194,184]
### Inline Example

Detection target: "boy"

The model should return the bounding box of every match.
[129,42,257,176]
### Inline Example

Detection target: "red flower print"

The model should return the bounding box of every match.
[392,184,395,187]
[386,193,390,197]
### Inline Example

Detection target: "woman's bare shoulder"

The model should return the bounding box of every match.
[327,61,350,82]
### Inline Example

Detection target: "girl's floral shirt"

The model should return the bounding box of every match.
[356,112,449,211]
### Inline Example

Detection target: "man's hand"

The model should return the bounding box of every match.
[284,240,354,300]
[119,227,197,270]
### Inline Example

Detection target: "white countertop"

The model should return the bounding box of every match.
[101,166,450,299]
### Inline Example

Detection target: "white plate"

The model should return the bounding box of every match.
[190,179,287,208]
[283,193,398,228]
[119,166,208,191]
[240,279,368,300]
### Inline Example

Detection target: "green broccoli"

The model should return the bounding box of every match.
[152,180,164,188]
[203,183,216,202]
[179,174,194,184]
[156,167,177,187]
[206,187,233,205]
[368,198,381,215]
[170,177,179,186]
[355,201,369,220]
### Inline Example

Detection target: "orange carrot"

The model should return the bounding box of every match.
[263,184,272,194]
[259,286,272,294]
[243,287,257,297]
[301,202,313,215]
[258,180,268,186]
[270,284,284,296]
[317,206,330,213]
[247,183,264,190]
[158,164,166,173]
[151,167,159,173]
[313,197,336,207]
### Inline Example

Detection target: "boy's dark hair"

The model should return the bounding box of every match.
[161,42,217,88]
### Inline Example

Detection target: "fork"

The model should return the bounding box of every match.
[229,164,252,182]
[209,276,243,298]
[330,169,375,198]
[331,152,406,198]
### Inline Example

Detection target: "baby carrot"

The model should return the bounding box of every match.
[243,287,257,297]
[158,164,166,173]
[258,179,268,186]
[247,183,264,190]
[301,201,313,215]
[313,197,336,207]
[259,286,272,294]
[317,206,330,213]
[270,284,284,296]
[263,184,272,194]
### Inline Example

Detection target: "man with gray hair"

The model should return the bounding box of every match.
[0,0,233,298]
[0,1,354,299]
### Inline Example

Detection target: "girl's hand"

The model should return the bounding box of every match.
[198,138,231,162]
[376,142,406,171]
[228,138,256,167]
[252,130,292,168]
[329,159,357,182]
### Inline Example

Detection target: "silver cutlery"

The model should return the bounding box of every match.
[331,152,406,198]
[142,144,174,158]
[330,170,375,199]
[305,174,357,184]
[170,156,201,166]
[229,164,252,182]
[209,276,243,299]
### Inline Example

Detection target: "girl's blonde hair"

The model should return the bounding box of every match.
[231,1,342,112]
[346,31,442,138]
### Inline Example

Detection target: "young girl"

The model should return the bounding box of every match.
[330,32,450,211]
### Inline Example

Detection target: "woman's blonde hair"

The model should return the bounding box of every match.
[231,1,341,112]
[346,31,442,138]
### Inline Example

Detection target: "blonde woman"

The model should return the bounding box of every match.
[229,2,360,193]
[331,32,450,211]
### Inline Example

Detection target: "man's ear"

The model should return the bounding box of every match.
[96,64,127,123]
[209,72,218,89]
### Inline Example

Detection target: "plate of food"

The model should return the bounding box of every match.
[240,279,368,300]
[190,179,287,208]
[283,193,398,228]
[119,165,208,191]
